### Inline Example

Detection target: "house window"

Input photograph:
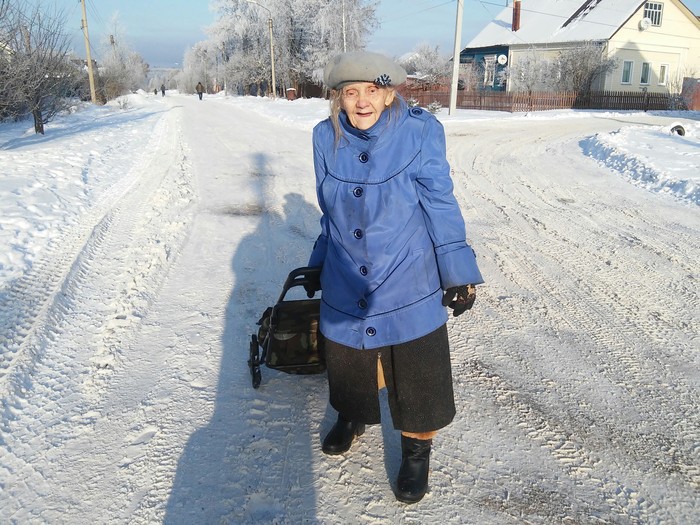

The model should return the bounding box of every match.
[621,61,633,84]
[644,2,663,26]
[658,64,668,85]
[483,55,496,86]
[640,62,651,84]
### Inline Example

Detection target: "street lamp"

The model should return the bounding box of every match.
[246,0,276,98]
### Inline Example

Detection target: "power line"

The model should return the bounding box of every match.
[86,0,106,29]
[377,0,456,24]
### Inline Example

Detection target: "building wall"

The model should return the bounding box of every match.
[506,42,608,93]
[606,0,700,93]
[458,46,509,91]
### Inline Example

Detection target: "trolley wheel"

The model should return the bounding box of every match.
[248,334,262,389]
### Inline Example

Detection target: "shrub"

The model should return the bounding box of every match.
[427,101,442,114]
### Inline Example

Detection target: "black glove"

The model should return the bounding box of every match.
[442,284,476,317]
[303,269,322,298]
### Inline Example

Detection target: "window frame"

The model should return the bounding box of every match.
[640,62,651,85]
[644,2,664,26]
[621,60,634,84]
[483,55,496,86]
[658,64,669,85]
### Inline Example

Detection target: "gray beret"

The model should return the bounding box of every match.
[323,51,407,90]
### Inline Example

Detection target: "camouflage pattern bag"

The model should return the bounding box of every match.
[249,267,326,388]
[257,299,326,374]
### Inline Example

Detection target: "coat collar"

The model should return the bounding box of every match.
[338,96,408,149]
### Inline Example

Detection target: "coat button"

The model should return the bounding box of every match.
[411,107,423,116]
[358,152,369,163]
[359,265,368,276]
[353,187,363,197]
[353,229,363,239]
[358,299,367,309]
[366,327,376,336]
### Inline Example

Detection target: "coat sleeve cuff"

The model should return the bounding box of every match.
[436,243,484,288]
[308,235,328,268]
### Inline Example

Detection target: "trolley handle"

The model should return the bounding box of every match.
[277,266,322,303]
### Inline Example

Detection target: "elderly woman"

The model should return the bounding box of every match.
[307,51,483,503]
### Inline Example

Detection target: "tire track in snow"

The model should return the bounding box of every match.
[443,116,699,523]
[448,347,672,524]
[0,105,196,522]
[0,124,164,412]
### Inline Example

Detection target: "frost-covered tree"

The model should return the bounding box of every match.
[0,0,80,133]
[507,42,617,96]
[97,17,148,101]
[505,50,553,94]
[205,0,378,96]
[553,41,617,94]
[0,0,16,118]
[206,0,269,94]
[177,41,219,94]
[458,61,485,92]
[400,44,451,86]
[286,0,378,88]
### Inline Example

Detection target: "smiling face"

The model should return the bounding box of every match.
[339,82,396,130]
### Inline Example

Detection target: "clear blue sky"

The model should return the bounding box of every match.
[33,0,700,68]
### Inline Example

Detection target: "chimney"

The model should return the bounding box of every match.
[512,0,521,32]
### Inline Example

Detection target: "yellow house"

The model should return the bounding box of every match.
[461,0,700,94]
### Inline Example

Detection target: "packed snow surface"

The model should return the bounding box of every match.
[0,91,698,524]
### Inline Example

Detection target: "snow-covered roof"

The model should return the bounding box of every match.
[465,0,646,48]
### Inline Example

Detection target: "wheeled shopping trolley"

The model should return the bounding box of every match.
[248,267,326,388]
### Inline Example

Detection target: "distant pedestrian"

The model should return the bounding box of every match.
[161,84,166,97]
[196,82,204,101]
[154,88,158,96]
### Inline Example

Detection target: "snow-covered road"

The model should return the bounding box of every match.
[443,114,699,524]
[1,93,698,524]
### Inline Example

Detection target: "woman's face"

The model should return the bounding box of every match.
[340,82,396,130]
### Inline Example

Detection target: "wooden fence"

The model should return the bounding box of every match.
[397,87,679,112]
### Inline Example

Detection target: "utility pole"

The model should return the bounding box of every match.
[267,16,276,97]
[449,0,464,115]
[342,0,347,52]
[80,0,97,103]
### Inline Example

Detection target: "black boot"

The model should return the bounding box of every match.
[395,435,432,503]
[322,414,365,455]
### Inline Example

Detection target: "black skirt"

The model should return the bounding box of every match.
[324,324,456,433]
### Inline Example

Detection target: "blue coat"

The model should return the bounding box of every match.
[309,98,483,349]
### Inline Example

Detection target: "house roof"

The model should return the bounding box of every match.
[464,0,647,48]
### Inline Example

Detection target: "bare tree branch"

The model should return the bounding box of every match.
[1,0,81,133]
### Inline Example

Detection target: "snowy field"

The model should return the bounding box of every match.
[0,91,698,524]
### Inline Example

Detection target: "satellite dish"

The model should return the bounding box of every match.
[497,54,508,65]
[639,17,652,31]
